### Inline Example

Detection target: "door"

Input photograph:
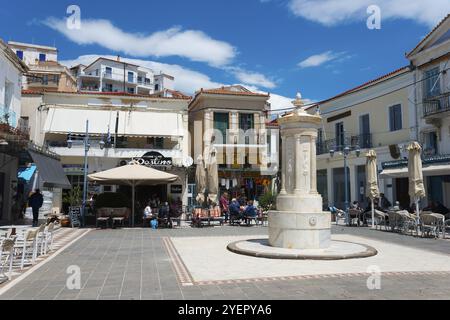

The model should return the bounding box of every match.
[395,178,410,210]
[356,165,367,207]
[359,114,371,148]
[333,167,350,210]
[335,122,344,151]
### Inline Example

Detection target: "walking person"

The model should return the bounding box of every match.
[28,189,44,227]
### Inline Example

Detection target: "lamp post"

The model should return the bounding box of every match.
[67,120,90,227]
[329,130,360,226]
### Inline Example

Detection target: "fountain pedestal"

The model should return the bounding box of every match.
[269,95,331,250]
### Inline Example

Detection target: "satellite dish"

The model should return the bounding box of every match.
[183,156,194,168]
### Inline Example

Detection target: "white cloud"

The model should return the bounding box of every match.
[227,67,277,89]
[288,0,450,27]
[298,51,342,68]
[61,55,222,94]
[44,18,236,67]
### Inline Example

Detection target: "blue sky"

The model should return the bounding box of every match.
[1,0,449,110]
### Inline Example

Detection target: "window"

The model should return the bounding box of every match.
[128,72,134,83]
[335,122,344,150]
[127,87,135,94]
[147,137,164,149]
[154,84,159,91]
[42,75,48,85]
[16,50,23,60]
[39,53,46,62]
[145,78,151,85]
[389,104,402,132]
[105,67,112,77]
[214,113,229,142]
[137,76,143,84]
[104,83,113,92]
[424,67,440,98]
[239,113,254,131]
[424,131,438,155]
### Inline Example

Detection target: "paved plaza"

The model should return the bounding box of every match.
[1,225,450,300]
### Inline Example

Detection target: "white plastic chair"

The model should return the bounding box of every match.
[42,223,55,255]
[14,229,38,270]
[0,238,16,279]
[34,224,46,256]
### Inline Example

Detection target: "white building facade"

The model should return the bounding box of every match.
[22,91,191,212]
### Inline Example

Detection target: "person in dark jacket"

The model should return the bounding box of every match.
[229,198,242,222]
[28,189,44,227]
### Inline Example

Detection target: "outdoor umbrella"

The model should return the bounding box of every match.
[407,141,426,229]
[195,155,206,206]
[366,150,380,228]
[88,162,178,227]
[206,146,219,206]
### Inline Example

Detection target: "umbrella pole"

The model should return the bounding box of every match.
[371,199,375,229]
[132,182,135,228]
[415,198,420,236]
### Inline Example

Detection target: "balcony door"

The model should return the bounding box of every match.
[359,114,371,148]
[335,122,344,150]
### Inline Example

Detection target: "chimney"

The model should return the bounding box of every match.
[117,55,121,62]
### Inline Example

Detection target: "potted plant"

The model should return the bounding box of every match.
[62,186,82,227]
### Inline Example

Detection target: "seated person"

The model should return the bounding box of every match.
[229,198,242,221]
[244,200,257,218]
[144,203,153,218]
[158,202,172,228]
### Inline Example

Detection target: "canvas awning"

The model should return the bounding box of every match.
[28,150,71,189]
[18,164,37,182]
[43,108,184,137]
[380,163,450,179]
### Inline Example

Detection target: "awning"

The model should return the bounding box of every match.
[18,164,37,182]
[29,150,71,189]
[43,108,184,137]
[380,163,450,179]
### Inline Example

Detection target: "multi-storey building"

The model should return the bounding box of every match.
[22,90,191,213]
[71,57,163,95]
[381,14,450,208]
[8,41,77,92]
[308,67,415,210]
[188,85,278,200]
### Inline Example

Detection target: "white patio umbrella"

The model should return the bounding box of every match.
[195,155,206,206]
[366,150,380,228]
[206,146,219,206]
[407,141,426,229]
[88,162,178,227]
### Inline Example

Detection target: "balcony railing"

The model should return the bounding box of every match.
[316,133,372,155]
[423,91,450,117]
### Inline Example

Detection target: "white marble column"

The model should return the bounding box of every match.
[310,135,318,194]
[280,135,287,195]
[295,134,303,194]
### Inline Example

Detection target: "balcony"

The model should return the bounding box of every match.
[103,72,137,85]
[423,91,450,118]
[316,134,372,155]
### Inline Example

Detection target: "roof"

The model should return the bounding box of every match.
[151,89,191,99]
[83,57,140,71]
[22,89,191,100]
[407,14,450,58]
[155,73,175,80]
[189,85,269,110]
[308,66,410,108]
[0,39,29,73]
[8,41,57,52]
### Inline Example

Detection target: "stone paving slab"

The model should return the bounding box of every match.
[0,226,449,300]
[170,233,450,283]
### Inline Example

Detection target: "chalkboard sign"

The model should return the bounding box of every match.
[170,185,183,194]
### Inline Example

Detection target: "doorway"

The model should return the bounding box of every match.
[395,178,410,210]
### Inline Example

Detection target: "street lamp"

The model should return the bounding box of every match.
[329,131,361,226]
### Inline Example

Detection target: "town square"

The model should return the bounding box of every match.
[0,0,450,304]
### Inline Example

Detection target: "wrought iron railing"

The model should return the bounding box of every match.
[423,91,450,117]
[316,134,372,155]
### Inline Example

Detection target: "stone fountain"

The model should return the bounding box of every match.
[227,93,377,260]
[269,93,329,249]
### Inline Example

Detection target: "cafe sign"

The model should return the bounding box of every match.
[128,151,173,167]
